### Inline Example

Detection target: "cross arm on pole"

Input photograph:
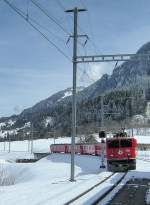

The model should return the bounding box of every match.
[76,53,150,63]
[65,8,87,13]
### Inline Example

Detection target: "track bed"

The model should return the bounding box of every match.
[108,178,150,205]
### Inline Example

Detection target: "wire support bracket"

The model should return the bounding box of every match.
[76,53,150,63]
[66,34,89,47]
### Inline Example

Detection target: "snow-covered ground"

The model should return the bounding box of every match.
[0,136,150,205]
[134,135,150,144]
[0,153,112,205]
[0,137,71,153]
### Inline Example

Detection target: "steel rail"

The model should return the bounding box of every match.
[92,172,127,205]
[63,173,115,205]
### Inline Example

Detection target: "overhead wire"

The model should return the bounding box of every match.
[79,1,117,88]
[55,0,103,86]
[25,0,70,45]
[57,0,104,56]
[31,18,68,45]
[30,0,71,36]
[55,0,93,85]
[6,0,100,85]
[55,0,90,48]
[26,0,30,20]
[4,0,92,93]
[25,6,69,45]
[30,0,85,51]
[54,0,95,84]
[78,0,99,85]
[55,0,73,36]
[80,0,103,55]
[28,21,71,61]
[27,0,89,78]
[80,46,98,84]
[56,0,85,35]
[3,0,72,62]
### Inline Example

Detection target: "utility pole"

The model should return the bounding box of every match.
[100,95,105,168]
[66,7,86,182]
[28,129,30,152]
[3,134,6,151]
[130,96,134,137]
[8,132,11,153]
[31,122,34,153]
[53,128,56,144]
[3,140,6,152]
[101,95,104,130]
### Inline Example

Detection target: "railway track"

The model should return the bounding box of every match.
[92,172,127,205]
[64,172,127,205]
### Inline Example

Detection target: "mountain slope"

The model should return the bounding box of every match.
[77,41,150,100]
[1,41,150,137]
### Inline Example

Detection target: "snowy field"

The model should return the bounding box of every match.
[0,136,150,205]
[0,137,71,153]
[0,153,112,205]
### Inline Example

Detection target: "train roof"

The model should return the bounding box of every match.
[106,136,135,141]
[50,143,101,145]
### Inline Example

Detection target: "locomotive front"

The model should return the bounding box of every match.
[106,134,137,172]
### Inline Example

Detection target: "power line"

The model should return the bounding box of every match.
[4,0,86,89]
[3,0,72,62]
[22,4,68,45]
[55,0,73,37]
[30,0,71,36]
[79,46,97,84]
[80,0,103,54]
[30,16,68,45]
[24,1,71,52]
[5,0,90,85]
[55,1,87,46]
[56,0,103,55]
[55,0,98,78]
[57,0,103,56]
[30,1,87,76]
[28,21,71,61]
[25,0,69,44]
[31,0,84,48]
[56,0,87,36]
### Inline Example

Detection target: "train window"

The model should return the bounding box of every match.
[108,140,119,148]
[120,139,132,147]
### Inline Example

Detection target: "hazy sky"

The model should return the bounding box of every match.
[1,0,150,116]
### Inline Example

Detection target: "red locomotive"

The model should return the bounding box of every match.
[50,143,103,156]
[106,133,137,171]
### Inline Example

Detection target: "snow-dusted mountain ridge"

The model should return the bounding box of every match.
[1,41,150,137]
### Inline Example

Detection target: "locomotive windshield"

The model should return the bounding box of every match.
[120,139,132,147]
[108,140,119,148]
[108,139,132,148]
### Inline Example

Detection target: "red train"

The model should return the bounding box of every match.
[50,134,137,172]
[50,144,103,156]
[106,134,137,171]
